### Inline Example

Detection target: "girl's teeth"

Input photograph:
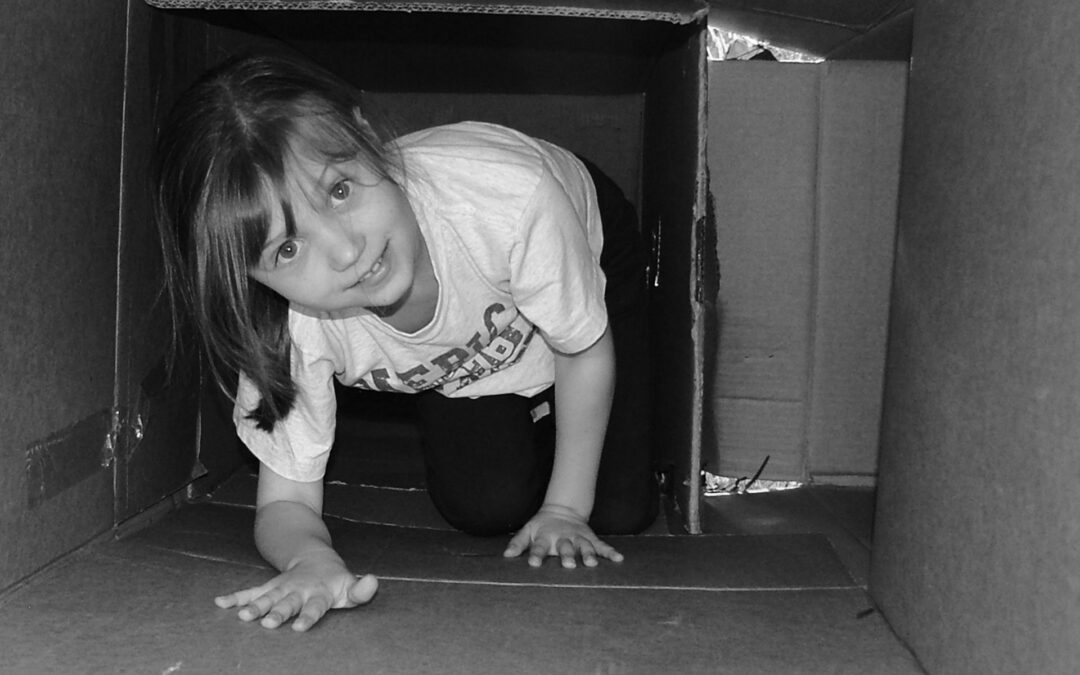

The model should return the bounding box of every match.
[360,256,383,283]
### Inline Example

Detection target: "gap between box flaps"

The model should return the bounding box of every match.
[142,0,708,24]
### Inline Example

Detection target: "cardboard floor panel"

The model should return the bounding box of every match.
[209,470,672,535]
[807,486,876,547]
[127,502,856,591]
[0,541,921,675]
[702,488,873,585]
[210,470,454,530]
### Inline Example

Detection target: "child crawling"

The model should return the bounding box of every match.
[153,53,657,632]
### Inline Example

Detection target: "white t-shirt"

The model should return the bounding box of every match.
[234,122,608,482]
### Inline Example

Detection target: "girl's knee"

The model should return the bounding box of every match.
[590,476,660,535]
[428,483,543,536]
[590,501,659,536]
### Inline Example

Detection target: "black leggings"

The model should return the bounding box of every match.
[417,157,658,537]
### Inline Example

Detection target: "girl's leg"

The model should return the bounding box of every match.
[415,389,555,536]
[418,158,657,538]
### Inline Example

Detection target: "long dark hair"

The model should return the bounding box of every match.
[152,53,397,430]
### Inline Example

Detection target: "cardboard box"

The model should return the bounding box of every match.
[141,0,715,530]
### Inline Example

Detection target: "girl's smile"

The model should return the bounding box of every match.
[351,243,389,288]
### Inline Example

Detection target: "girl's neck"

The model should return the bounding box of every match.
[373,239,438,334]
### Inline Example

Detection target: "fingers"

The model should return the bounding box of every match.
[503,529,531,559]
[577,538,599,568]
[227,584,287,624]
[342,574,379,608]
[528,540,547,568]
[557,538,577,569]
[593,538,624,564]
[292,594,330,633]
[512,531,625,568]
[216,572,379,632]
[260,592,303,629]
[214,581,273,610]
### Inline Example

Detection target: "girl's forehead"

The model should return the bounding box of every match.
[281,148,338,202]
[285,140,333,180]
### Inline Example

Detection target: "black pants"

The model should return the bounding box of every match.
[417,157,658,537]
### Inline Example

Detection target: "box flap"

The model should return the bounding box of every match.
[143,0,708,24]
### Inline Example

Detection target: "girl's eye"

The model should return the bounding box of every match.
[329,180,351,204]
[275,240,300,264]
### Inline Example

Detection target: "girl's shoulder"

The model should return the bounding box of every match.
[395,122,572,187]
[286,307,355,363]
[396,122,587,220]
[396,121,545,159]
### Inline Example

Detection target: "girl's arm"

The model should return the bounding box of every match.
[503,327,625,568]
[213,463,378,632]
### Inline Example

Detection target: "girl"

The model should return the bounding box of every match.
[153,53,657,633]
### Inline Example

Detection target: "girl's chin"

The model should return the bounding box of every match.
[357,279,411,314]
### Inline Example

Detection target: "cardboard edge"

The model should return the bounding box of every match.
[142,0,709,24]
[685,25,710,534]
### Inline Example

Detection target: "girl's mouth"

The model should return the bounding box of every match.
[354,245,389,286]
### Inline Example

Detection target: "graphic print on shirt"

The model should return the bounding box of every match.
[358,302,537,394]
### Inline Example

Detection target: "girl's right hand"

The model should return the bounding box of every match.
[214,553,378,632]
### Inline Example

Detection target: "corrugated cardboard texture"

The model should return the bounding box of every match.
[707,61,903,482]
[0,0,127,588]
[872,0,1080,671]
[143,0,707,24]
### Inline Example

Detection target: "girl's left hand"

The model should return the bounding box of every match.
[503,504,624,569]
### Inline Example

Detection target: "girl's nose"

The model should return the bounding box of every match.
[324,223,362,270]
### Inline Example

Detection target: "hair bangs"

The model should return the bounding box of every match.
[190,152,283,351]
[287,103,390,179]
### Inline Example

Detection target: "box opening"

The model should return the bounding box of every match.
[157,4,710,530]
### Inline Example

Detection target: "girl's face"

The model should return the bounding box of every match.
[248,150,429,317]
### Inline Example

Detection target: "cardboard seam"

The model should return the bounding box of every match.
[800,63,826,483]
[374,576,862,592]
[115,0,137,511]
